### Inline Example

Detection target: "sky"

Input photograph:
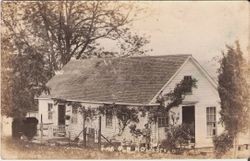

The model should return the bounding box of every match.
[106,1,249,78]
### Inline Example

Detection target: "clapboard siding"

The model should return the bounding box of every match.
[157,58,223,148]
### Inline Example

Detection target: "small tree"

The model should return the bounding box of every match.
[217,41,249,157]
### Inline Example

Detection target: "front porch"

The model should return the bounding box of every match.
[38,123,67,138]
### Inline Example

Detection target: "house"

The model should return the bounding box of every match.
[37,55,224,148]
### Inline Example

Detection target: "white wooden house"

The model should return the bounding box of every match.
[37,55,224,148]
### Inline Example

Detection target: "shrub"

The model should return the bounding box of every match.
[161,124,193,154]
[12,118,24,139]
[213,132,233,158]
[22,117,38,140]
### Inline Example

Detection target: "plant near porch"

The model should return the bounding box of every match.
[161,124,194,154]
[128,77,197,149]
[153,77,197,153]
[98,104,139,136]
[140,76,197,125]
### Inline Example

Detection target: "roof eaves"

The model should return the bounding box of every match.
[37,96,160,106]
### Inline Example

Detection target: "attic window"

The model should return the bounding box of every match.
[184,76,192,93]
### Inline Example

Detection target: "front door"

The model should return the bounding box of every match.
[87,128,95,144]
[58,105,66,125]
[182,106,195,143]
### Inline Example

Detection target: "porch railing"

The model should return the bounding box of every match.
[52,125,66,137]
[39,124,66,137]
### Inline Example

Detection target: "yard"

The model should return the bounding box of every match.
[1,137,249,159]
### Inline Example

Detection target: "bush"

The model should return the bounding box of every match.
[213,132,233,158]
[22,117,38,140]
[161,124,193,154]
[12,118,24,139]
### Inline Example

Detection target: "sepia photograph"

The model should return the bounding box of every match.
[1,1,250,159]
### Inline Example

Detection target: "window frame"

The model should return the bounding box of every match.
[105,110,113,128]
[71,107,78,124]
[183,75,193,93]
[158,117,168,128]
[206,106,217,137]
[48,103,53,120]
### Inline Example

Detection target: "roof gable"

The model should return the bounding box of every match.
[43,55,191,104]
[149,57,218,104]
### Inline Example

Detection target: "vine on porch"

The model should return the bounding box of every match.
[129,77,197,137]
[98,104,139,135]
[53,77,197,138]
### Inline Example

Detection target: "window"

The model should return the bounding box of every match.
[158,117,168,127]
[106,110,113,128]
[48,103,53,120]
[206,107,217,136]
[184,76,192,93]
[71,107,78,124]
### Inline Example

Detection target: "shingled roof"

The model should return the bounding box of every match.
[42,55,191,104]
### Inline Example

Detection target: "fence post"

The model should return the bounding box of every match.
[98,116,101,150]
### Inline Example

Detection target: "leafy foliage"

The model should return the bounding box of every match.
[213,132,233,158]
[2,1,151,69]
[99,104,139,135]
[147,77,197,123]
[161,124,194,154]
[218,41,249,137]
[129,124,143,137]
[1,33,50,118]
[22,118,39,140]
[1,1,151,118]
[54,100,98,120]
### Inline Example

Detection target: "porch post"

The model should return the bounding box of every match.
[98,116,102,149]
[40,114,43,143]
[82,108,86,147]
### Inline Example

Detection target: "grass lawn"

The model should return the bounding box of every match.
[1,136,249,159]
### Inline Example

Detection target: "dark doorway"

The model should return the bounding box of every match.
[182,106,195,143]
[87,128,95,144]
[58,105,66,125]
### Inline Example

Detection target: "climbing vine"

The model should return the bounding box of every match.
[98,104,139,135]
[53,77,197,138]
[53,99,98,120]
[151,77,197,121]
[129,77,197,137]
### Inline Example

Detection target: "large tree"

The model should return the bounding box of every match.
[2,1,150,70]
[1,1,151,118]
[217,41,249,157]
